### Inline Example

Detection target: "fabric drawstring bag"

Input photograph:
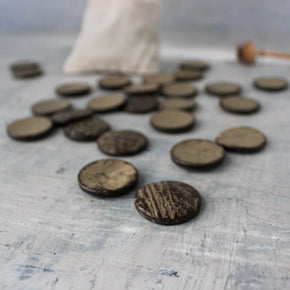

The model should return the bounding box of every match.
[64,0,160,75]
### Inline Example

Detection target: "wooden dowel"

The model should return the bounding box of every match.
[259,50,290,59]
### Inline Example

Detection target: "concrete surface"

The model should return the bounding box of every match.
[0,32,289,290]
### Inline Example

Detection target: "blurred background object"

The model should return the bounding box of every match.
[1,0,290,35]
[1,0,290,63]
[237,41,290,64]
[0,0,289,35]
[63,0,159,74]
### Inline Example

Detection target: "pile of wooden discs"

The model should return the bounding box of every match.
[7,59,288,225]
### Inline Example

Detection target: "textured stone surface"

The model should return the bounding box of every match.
[0,33,289,290]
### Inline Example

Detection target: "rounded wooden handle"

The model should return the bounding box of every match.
[259,50,290,59]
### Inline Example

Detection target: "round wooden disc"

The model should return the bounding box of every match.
[143,73,175,87]
[51,108,93,125]
[78,159,138,197]
[174,70,202,82]
[158,99,196,111]
[179,60,210,71]
[216,126,267,152]
[162,83,198,98]
[205,82,242,97]
[123,96,158,114]
[88,94,126,112]
[64,117,111,141]
[97,130,148,156]
[171,139,225,168]
[124,83,159,96]
[13,68,42,79]
[98,75,131,90]
[56,82,91,97]
[32,99,72,116]
[150,110,195,133]
[253,77,288,92]
[135,181,202,225]
[220,96,260,114]
[7,116,53,141]
[10,60,39,72]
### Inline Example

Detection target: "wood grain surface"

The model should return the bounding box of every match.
[135,181,201,225]
[97,130,148,156]
[64,117,110,141]
[78,159,138,197]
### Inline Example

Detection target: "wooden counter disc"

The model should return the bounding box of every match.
[64,117,111,141]
[123,96,158,113]
[143,73,175,87]
[51,108,93,125]
[88,94,126,112]
[32,99,72,116]
[13,68,42,79]
[205,82,242,97]
[174,70,202,82]
[158,99,196,111]
[10,60,42,79]
[10,60,39,72]
[135,181,202,225]
[150,110,195,133]
[7,116,53,141]
[124,83,159,96]
[216,126,267,152]
[97,130,148,156]
[220,96,260,114]
[171,139,225,168]
[56,82,91,97]
[179,60,210,71]
[162,83,198,98]
[78,159,138,197]
[98,75,131,90]
[253,77,288,91]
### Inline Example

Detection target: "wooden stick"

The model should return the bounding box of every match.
[259,50,290,59]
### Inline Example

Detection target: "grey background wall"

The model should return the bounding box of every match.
[0,0,290,34]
